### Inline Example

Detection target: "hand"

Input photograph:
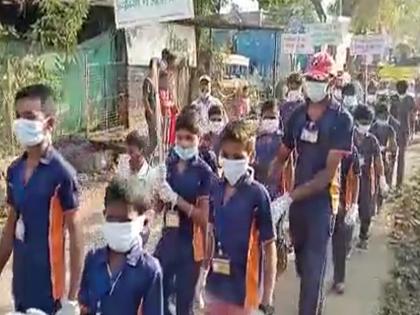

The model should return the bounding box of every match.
[258,304,275,315]
[344,203,359,226]
[379,175,389,196]
[158,181,178,205]
[271,193,293,225]
[194,267,208,309]
[56,300,80,315]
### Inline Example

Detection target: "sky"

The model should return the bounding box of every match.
[223,0,258,13]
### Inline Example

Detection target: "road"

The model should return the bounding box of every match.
[1,140,420,314]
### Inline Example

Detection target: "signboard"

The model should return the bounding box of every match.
[379,66,419,81]
[114,0,194,29]
[350,35,387,56]
[306,22,342,46]
[126,23,197,67]
[281,34,314,54]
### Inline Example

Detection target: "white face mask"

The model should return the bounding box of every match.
[259,118,279,134]
[366,94,376,104]
[356,124,370,134]
[174,144,198,160]
[102,216,144,253]
[286,90,303,102]
[343,95,357,109]
[221,158,249,186]
[306,81,328,103]
[13,118,46,147]
[208,121,224,134]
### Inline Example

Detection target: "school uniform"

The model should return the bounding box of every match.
[205,172,275,313]
[154,151,213,315]
[354,133,381,241]
[78,238,163,315]
[284,103,353,315]
[6,148,79,314]
[199,148,218,174]
[332,149,360,284]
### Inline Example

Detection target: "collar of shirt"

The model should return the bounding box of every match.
[135,161,150,179]
[21,145,55,165]
[99,236,143,267]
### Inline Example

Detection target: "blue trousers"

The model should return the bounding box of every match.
[289,204,334,315]
[154,230,200,315]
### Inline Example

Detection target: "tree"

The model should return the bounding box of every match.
[258,0,325,22]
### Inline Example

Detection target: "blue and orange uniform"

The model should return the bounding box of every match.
[354,132,381,241]
[206,172,275,312]
[154,151,213,315]
[6,148,79,314]
[284,104,353,315]
[332,148,360,285]
[78,238,163,315]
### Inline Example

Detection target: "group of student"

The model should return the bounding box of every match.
[0,51,413,315]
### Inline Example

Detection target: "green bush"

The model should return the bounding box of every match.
[379,174,420,315]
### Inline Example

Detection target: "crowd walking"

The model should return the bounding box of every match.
[0,50,415,315]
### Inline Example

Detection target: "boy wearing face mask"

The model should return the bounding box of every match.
[353,105,388,250]
[370,104,398,188]
[154,111,213,315]
[192,75,223,127]
[390,80,416,187]
[200,105,225,158]
[270,52,354,315]
[78,178,163,315]
[280,72,305,127]
[205,120,276,315]
[341,83,358,113]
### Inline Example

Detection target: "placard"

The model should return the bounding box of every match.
[126,23,197,67]
[114,0,194,29]
[281,34,314,54]
[306,22,342,46]
[350,35,387,56]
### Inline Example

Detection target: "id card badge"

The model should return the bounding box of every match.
[300,127,319,143]
[15,216,25,242]
[166,210,180,228]
[212,257,231,275]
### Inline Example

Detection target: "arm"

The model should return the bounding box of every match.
[351,176,360,205]
[290,150,344,202]
[142,267,164,315]
[65,211,84,300]
[262,240,277,305]
[0,206,16,274]
[388,128,398,154]
[374,148,385,177]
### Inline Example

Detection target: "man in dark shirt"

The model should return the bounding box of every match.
[390,80,416,187]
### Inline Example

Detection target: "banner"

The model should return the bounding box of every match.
[378,66,419,81]
[350,35,387,56]
[281,34,314,54]
[306,22,342,46]
[114,0,194,29]
[126,23,197,67]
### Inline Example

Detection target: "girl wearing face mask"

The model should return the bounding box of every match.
[205,120,276,315]
[78,178,162,315]
[353,105,388,250]
[154,111,213,315]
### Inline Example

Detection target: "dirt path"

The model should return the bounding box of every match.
[1,140,420,314]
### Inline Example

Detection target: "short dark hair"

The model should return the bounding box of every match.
[175,111,200,135]
[126,130,148,151]
[104,177,151,214]
[342,83,356,96]
[220,120,255,151]
[15,84,55,114]
[353,105,374,122]
[375,103,389,115]
[287,72,303,86]
[208,105,223,117]
[261,99,277,115]
[396,80,408,93]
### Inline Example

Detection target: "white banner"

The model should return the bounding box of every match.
[126,23,197,67]
[281,34,314,54]
[114,0,194,29]
[306,22,342,46]
[350,35,387,56]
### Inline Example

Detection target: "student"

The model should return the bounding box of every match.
[353,105,388,250]
[205,120,277,315]
[0,85,83,314]
[270,52,353,315]
[370,104,398,187]
[332,147,360,294]
[78,178,163,315]
[390,80,416,187]
[154,111,213,315]
[341,83,358,113]
[254,100,292,199]
[280,72,305,127]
